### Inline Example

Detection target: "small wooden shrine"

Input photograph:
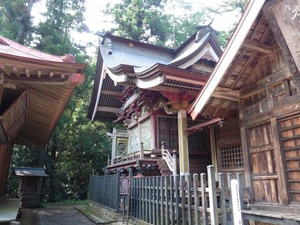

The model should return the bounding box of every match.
[13,167,48,208]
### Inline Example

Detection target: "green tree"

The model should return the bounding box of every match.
[34,0,88,56]
[105,0,211,48]
[105,0,170,45]
[207,0,248,48]
[2,0,113,202]
[0,0,37,44]
[207,0,247,14]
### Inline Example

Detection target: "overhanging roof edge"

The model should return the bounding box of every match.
[189,0,266,120]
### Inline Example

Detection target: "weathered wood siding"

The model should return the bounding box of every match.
[240,46,300,206]
[247,123,279,203]
[0,145,12,195]
[278,115,300,203]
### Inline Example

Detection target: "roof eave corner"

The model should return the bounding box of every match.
[188,0,266,120]
[68,73,85,85]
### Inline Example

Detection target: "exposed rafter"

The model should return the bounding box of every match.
[242,38,273,54]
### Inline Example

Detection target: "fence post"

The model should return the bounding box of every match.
[193,174,200,225]
[103,173,107,206]
[170,175,175,225]
[174,175,180,224]
[180,175,187,225]
[115,170,121,212]
[207,165,218,225]
[227,173,233,223]
[219,173,227,225]
[231,179,243,225]
[186,174,192,225]
[155,176,160,225]
[236,173,244,209]
[200,173,208,225]
[172,150,177,176]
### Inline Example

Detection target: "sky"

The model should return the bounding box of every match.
[32,0,242,54]
[84,0,241,33]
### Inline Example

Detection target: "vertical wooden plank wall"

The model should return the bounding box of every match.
[246,123,279,204]
[0,145,12,195]
[278,115,300,204]
[238,43,300,207]
[88,174,121,212]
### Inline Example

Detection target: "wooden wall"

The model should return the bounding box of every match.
[0,145,12,195]
[240,47,300,207]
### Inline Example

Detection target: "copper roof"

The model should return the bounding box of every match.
[88,28,222,122]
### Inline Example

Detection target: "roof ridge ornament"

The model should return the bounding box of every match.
[61,54,75,63]
[103,37,112,55]
[195,19,214,43]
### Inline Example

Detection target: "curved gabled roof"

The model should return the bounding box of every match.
[88,27,221,122]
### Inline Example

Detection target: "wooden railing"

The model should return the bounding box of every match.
[161,142,177,175]
[108,142,177,176]
[107,149,157,166]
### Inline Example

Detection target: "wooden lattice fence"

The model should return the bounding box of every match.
[89,173,120,211]
[89,165,243,225]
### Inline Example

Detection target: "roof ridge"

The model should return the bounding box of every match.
[0,35,63,62]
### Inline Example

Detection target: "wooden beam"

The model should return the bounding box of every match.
[97,106,119,114]
[101,89,122,96]
[37,70,42,78]
[12,67,20,77]
[150,85,199,95]
[0,64,8,76]
[242,38,273,54]
[4,78,69,85]
[25,68,30,78]
[220,49,247,86]
[213,100,225,117]
[231,51,259,89]
[240,67,291,98]
[212,87,240,102]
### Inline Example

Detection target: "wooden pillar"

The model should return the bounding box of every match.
[270,118,289,205]
[151,114,156,149]
[210,126,218,174]
[0,144,12,195]
[107,128,128,164]
[111,128,117,164]
[177,109,189,175]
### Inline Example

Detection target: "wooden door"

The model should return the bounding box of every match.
[278,115,300,204]
[247,123,280,203]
